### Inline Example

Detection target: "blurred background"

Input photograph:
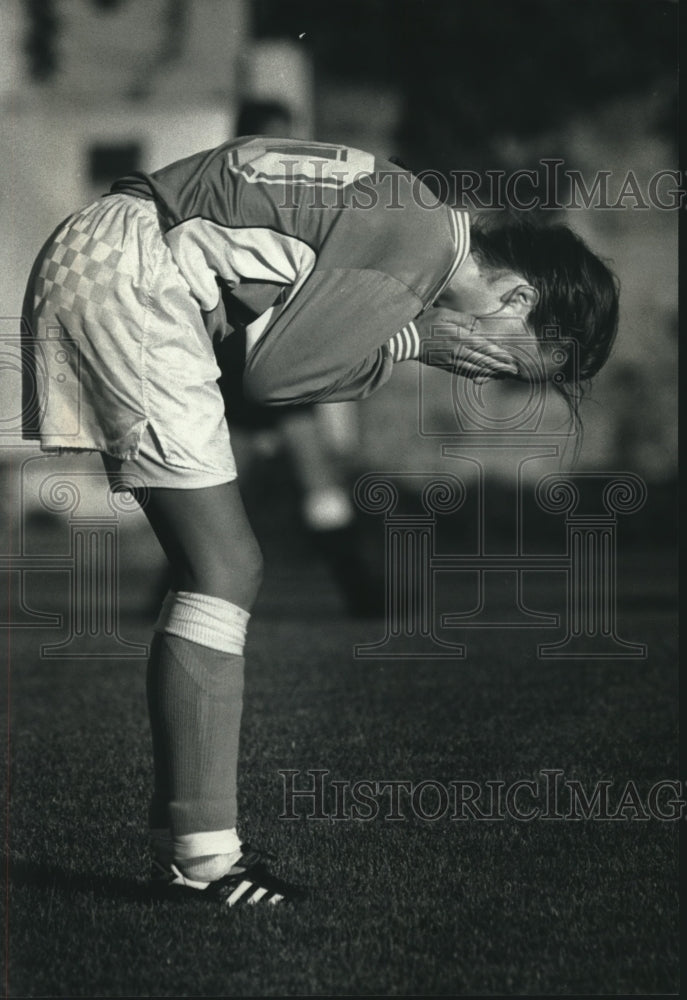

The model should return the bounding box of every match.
[0,0,678,614]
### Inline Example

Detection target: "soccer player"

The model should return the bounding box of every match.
[22,137,618,906]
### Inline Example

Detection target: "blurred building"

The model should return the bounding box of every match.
[0,0,315,496]
[2,0,250,320]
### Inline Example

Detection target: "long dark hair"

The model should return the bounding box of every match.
[470,215,620,456]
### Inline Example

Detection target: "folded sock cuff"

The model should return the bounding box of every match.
[153,591,250,654]
[173,828,242,862]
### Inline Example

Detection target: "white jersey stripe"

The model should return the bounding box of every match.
[423,208,470,306]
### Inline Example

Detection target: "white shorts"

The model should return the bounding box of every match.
[22,193,236,489]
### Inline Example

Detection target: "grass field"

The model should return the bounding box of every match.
[2,481,680,997]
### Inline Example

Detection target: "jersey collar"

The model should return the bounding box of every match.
[424,208,471,308]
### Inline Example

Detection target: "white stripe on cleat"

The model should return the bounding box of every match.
[226,880,253,906]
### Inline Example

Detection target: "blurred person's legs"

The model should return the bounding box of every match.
[279,407,353,531]
[217,332,381,613]
[278,406,383,616]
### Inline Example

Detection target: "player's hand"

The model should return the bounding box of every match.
[415,307,519,382]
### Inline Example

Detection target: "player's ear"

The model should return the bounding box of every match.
[504,283,539,314]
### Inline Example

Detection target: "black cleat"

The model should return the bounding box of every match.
[150,847,306,907]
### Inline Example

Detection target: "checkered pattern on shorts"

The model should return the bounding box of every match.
[24,193,236,483]
[33,219,125,316]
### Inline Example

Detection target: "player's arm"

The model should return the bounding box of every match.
[242,267,409,406]
[243,268,518,406]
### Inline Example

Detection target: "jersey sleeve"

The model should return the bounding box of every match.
[242,266,424,405]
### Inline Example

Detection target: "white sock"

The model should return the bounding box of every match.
[302,487,353,531]
[154,590,249,654]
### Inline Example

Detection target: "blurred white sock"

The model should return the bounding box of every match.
[302,487,354,532]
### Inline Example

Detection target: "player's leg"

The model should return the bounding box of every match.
[135,480,262,605]
[128,480,262,883]
[132,478,304,904]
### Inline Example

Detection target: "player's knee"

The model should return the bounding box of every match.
[187,537,263,608]
[236,538,264,598]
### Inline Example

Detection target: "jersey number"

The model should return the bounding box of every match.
[227,139,375,189]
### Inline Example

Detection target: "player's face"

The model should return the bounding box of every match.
[439,268,560,383]
[472,312,563,384]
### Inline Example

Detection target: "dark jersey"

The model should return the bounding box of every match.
[112,137,469,405]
